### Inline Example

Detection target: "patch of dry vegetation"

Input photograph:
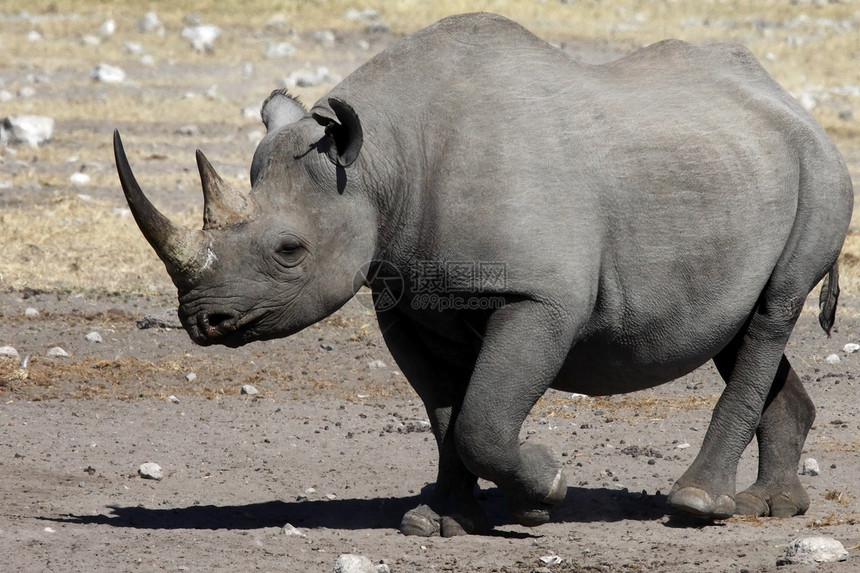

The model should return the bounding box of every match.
[1,0,858,294]
[0,193,194,293]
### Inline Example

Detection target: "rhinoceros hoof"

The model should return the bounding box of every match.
[735,488,809,518]
[667,485,735,519]
[400,504,441,536]
[400,505,487,536]
[512,505,552,527]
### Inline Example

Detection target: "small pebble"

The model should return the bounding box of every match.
[842,342,860,353]
[0,346,20,360]
[91,63,126,84]
[801,458,820,476]
[138,462,163,480]
[241,384,259,395]
[825,353,840,364]
[368,359,386,369]
[282,523,306,537]
[46,347,69,358]
[69,172,90,185]
[333,554,376,573]
[185,372,197,382]
[24,307,39,317]
[539,555,564,565]
[85,331,103,343]
[167,395,180,404]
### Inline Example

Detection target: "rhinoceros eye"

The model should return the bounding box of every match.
[275,238,305,267]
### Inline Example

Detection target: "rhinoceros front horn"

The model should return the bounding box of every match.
[196,149,254,230]
[113,130,209,287]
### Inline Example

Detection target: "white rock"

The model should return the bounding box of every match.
[333,554,376,573]
[46,347,69,358]
[539,555,564,565]
[282,523,306,537]
[124,41,144,56]
[0,346,20,360]
[138,462,163,480]
[27,30,42,42]
[80,34,101,46]
[167,395,180,404]
[825,353,841,364]
[137,12,163,34]
[24,307,39,317]
[368,359,386,370]
[674,441,691,450]
[1,115,54,147]
[801,457,821,476]
[312,30,335,44]
[282,66,341,89]
[265,42,296,59]
[0,90,12,103]
[98,18,116,37]
[85,331,103,343]
[345,9,380,22]
[185,372,197,382]
[781,536,848,565]
[92,63,126,84]
[182,24,221,53]
[69,172,90,185]
[241,384,259,395]
[842,342,860,353]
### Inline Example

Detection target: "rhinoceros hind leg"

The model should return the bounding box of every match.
[734,357,813,517]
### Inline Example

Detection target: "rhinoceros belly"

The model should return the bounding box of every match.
[550,309,751,396]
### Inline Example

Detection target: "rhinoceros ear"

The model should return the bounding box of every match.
[312,97,363,168]
[261,89,307,133]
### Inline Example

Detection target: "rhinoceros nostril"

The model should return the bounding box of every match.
[200,312,236,337]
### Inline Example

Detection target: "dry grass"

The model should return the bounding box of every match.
[1,0,858,294]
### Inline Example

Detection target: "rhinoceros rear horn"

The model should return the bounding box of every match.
[113,130,209,287]
[196,150,254,230]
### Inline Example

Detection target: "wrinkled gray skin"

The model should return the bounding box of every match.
[115,13,853,535]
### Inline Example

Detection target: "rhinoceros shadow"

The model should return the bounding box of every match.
[47,486,675,533]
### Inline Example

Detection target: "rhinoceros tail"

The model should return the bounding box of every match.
[818,263,840,337]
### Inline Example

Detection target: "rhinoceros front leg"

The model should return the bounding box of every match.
[668,290,805,519]
[453,300,576,527]
[376,309,489,536]
[731,356,814,517]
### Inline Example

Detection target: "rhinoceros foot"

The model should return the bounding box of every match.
[667,485,735,519]
[505,444,568,527]
[399,504,489,537]
[735,481,810,517]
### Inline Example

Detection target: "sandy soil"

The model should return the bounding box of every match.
[2,6,860,573]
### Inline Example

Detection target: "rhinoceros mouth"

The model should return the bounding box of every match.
[183,307,270,348]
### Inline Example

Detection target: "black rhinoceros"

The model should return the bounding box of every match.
[114,12,853,536]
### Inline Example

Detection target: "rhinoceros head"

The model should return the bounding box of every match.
[114,91,377,347]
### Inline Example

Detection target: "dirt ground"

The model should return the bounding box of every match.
[3,3,860,572]
[4,290,860,572]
